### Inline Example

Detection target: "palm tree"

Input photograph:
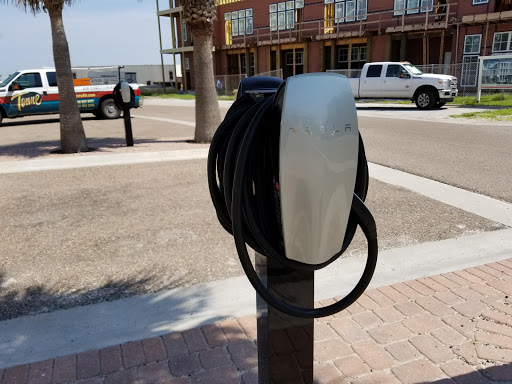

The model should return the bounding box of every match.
[182,0,221,143]
[5,0,88,153]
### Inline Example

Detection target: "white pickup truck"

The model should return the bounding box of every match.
[348,62,458,109]
[0,68,143,126]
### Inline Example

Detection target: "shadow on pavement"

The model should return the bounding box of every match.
[0,270,183,321]
[432,364,512,384]
[0,137,196,160]
[356,105,443,111]
[0,115,97,128]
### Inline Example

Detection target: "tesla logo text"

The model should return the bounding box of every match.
[11,92,42,111]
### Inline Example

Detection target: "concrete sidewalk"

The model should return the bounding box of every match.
[1,258,511,384]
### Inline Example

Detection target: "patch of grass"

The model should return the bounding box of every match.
[450,108,512,121]
[144,93,235,101]
[357,99,411,105]
[156,94,196,100]
[453,93,512,107]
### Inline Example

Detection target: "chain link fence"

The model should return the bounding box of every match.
[329,64,511,104]
[416,63,475,102]
[214,69,284,97]
[214,74,247,97]
[255,69,284,79]
[326,69,363,78]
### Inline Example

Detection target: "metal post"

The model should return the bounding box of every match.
[123,108,134,147]
[256,252,314,384]
[118,65,124,82]
[477,56,483,102]
[156,0,167,93]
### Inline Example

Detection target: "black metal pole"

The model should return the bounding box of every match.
[256,253,314,384]
[123,108,134,147]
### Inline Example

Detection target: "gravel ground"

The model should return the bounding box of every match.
[0,159,504,321]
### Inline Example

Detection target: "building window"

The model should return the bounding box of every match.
[295,51,303,65]
[329,0,367,22]
[125,73,137,83]
[461,56,479,86]
[464,34,482,55]
[493,32,512,52]
[225,8,253,42]
[338,47,349,63]
[270,2,295,31]
[185,58,190,70]
[337,45,367,68]
[472,0,488,4]
[182,20,187,42]
[360,46,367,61]
[285,51,303,65]
[394,0,433,15]
[351,46,360,62]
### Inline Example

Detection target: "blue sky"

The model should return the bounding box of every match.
[0,0,173,81]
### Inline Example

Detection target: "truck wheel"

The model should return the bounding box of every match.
[0,113,3,127]
[415,89,437,110]
[100,99,121,119]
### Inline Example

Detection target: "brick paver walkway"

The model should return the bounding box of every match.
[1,259,511,384]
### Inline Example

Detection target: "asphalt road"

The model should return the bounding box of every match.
[359,114,512,203]
[0,99,510,320]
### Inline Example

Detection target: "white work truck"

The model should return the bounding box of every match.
[0,68,143,126]
[348,62,458,109]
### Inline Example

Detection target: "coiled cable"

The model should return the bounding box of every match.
[208,89,378,318]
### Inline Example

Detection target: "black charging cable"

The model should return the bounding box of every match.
[208,91,378,318]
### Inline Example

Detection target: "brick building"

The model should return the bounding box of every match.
[157,0,512,90]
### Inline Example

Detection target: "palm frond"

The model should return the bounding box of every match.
[2,0,78,14]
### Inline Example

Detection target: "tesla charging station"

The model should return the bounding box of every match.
[113,81,136,146]
[208,73,378,383]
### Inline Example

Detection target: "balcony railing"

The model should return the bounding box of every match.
[223,3,457,49]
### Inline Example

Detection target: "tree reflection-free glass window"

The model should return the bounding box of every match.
[270,12,278,31]
[407,0,419,14]
[420,0,433,12]
[335,2,344,22]
[351,47,360,62]
[331,0,367,23]
[225,8,253,41]
[345,0,355,21]
[464,34,481,54]
[296,51,303,65]
[338,47,349,62]
[357,0,367,20]
[270,2,296,31]
[493,32,511,52]
[394,0,433,15]
[360,46,367,61]
[232,18,239,36]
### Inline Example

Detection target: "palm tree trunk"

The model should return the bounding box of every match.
[191,29,221,143]
[48,5,88,153]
